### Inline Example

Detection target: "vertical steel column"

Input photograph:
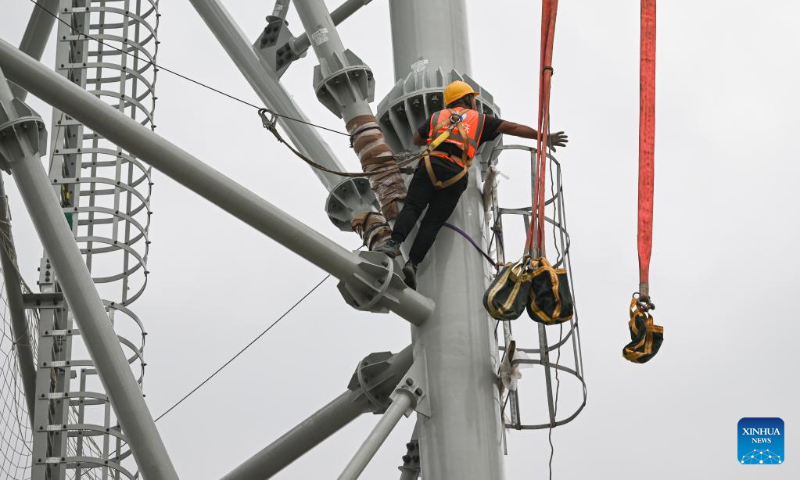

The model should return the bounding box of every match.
[187,0,346,191]
[0,176,37,424]
[387,0,472,80]
[388,1,505,478]
[0,67,179,480]
[12,0,60,100]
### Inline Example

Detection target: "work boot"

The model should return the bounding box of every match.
[403,261,418,290]
[375,239,401,258]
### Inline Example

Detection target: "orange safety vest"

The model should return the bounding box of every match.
[424,107,485,189]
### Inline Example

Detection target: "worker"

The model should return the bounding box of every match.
[377,80,568,290]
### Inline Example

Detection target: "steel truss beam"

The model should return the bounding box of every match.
[0,66,179,480]
[0,38,434,326]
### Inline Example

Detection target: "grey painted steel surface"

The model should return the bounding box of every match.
[12,0,59,100]
[338,391,413,480]
[0,67,179,480]
[187,0,345,191]
[0,176,36,424]
[291,0,376,55]
[388,0,472,82]
[224,345,414,480]
[386,1,505,478]
[399,467,420,480]
[293,0,373,120]
[0,38,434,325]
[397,421,420,479]
[268,0,293,20]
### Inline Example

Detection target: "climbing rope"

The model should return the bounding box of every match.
[259,108,423,178]
[443,223,498,269]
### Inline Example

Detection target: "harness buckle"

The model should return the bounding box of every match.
[449,112,464,125]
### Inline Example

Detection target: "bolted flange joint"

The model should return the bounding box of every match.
[0,97,47,173]
[313,50,375,119]
[347,351,409,414]
[324,177,379,231]
[398,439,421,476]
[337,250,408,314]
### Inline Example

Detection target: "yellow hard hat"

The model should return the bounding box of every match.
[444,80,480,106]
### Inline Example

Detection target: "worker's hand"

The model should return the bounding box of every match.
[547,131,568,150]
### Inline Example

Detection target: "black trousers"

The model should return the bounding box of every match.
[392,160,468,265]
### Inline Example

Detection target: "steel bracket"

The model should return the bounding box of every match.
[313,49,375,118]
[347,350,406,413]
[0,97,47,172]
[325,177,379,231]
[337,250,408,314]
[398,438,421,476]
[22,292,65,309]
[253,17,303,78]
[395,352,431,418]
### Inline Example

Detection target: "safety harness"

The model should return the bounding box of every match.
[424,108,483,189]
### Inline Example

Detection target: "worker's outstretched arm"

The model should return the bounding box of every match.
[497,121,568,149]
[412,130,427,146]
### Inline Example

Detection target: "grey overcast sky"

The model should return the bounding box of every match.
[2,0,799,479]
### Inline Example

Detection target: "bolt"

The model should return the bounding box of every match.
[402,455,411,464]
[415,388,424,396]
[405,378,414,386]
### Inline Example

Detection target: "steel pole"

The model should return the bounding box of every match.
[12,0,60,100]
[338,391,413,480]
[0,38,433,325]
[0,175,37,425]
[0,67,179,480]
[387,1,505,478]
[187,0,345,191]
[387,0,472,81]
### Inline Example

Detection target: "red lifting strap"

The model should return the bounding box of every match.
[638,0,656,288]
[528,0,559,253]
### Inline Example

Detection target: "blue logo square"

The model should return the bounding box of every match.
[738,417,784,465]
